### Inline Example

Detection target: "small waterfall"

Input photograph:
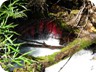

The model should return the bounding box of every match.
[18,19,96,72]
[18,36,96,72]
[20,37,61,57]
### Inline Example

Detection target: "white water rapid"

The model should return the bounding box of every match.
[20,37,96,72]
[1,37,96,72]
[1,0,96,72]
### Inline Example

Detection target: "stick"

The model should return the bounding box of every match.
[21,43,64,49]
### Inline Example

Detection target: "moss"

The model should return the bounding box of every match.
[71,10,79,14]
[61,37,92,52]
[37,37,93,67]
[11,36,95,72]
[13,62,43,72]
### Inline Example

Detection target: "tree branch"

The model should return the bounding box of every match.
[21,43,64,49]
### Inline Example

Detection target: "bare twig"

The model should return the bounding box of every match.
[21,42,64,49]
[58,55,73,72]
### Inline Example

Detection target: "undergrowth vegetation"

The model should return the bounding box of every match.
[0,0,95,72]
[0,0,34,71]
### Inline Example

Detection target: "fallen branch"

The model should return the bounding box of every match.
[38,33,96,68]
[13,0,96,72]
[19,38,64,49]
[21,43,64,49]
[14,33,96,72]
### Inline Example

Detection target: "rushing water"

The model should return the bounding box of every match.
[1,37,96,72]
[19,37,96,72]
[0,0,96,72]
[20,38,61,57]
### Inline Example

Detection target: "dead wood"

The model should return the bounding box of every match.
[38,34,96,68]
[21,43,64,49]
[13,0,96,72]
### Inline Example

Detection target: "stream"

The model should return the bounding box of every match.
[0,0,96,72]
[0,37,96,72]
[18,37,96,72]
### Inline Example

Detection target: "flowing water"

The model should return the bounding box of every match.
[20,37,61,57]
[1,0,96,72]
[19,37,96,72]
[1,37,96,72]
